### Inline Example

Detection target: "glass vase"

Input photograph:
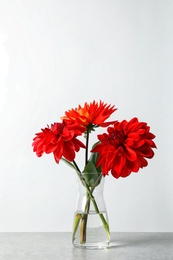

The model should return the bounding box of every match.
[72,174,110,249]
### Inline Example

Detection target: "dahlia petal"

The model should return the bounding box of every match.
[145,132,156,139]
[136,147,155,158]
[108,153,125,178]
[138,156,148,168]
[44,142,58,153]
[53,145,64,163]
[134,139,145,148]
[61,128,74,140]
[124,145,137,161]
[146,140,157,148]
[72,138,86,152]
[127,133,141,140]
[111,167,121,179]
[98,157,109,175]
[97,133,109,143]
[99,120,117,127]
[63,142,76,162]
[126,159,140,172]
[120,167,131,178]
[91,142,109,153]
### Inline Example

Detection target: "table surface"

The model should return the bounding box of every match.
[0,232,172,260]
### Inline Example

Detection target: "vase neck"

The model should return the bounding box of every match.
[76,174,105,194]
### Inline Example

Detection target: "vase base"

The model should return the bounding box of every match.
[73,241,110,250]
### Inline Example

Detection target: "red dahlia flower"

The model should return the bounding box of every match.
[32,121,85,163]
[91,117,156,178]
[61,100,117,129]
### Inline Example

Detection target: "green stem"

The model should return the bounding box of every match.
[73,160,81,173]
[85,127,90,165]
[79,191,90,243]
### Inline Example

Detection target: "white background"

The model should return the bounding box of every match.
[0,0,172,232]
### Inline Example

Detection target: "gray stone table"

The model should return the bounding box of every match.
[0,232,172,260]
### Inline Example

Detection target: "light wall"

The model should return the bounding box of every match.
[0,0,172,232]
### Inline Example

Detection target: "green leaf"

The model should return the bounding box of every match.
[82,161,100,187]
[89,149,101,174]
[72,213,82,242]
[83,160,98,174]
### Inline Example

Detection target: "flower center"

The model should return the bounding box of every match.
[109,130,125,148]
[52,122,64,136]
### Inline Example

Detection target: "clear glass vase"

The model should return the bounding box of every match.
[72,174,110,249]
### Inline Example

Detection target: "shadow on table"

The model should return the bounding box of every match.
[109,233,173,249]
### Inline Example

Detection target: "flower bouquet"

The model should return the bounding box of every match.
[32,101,156,249]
